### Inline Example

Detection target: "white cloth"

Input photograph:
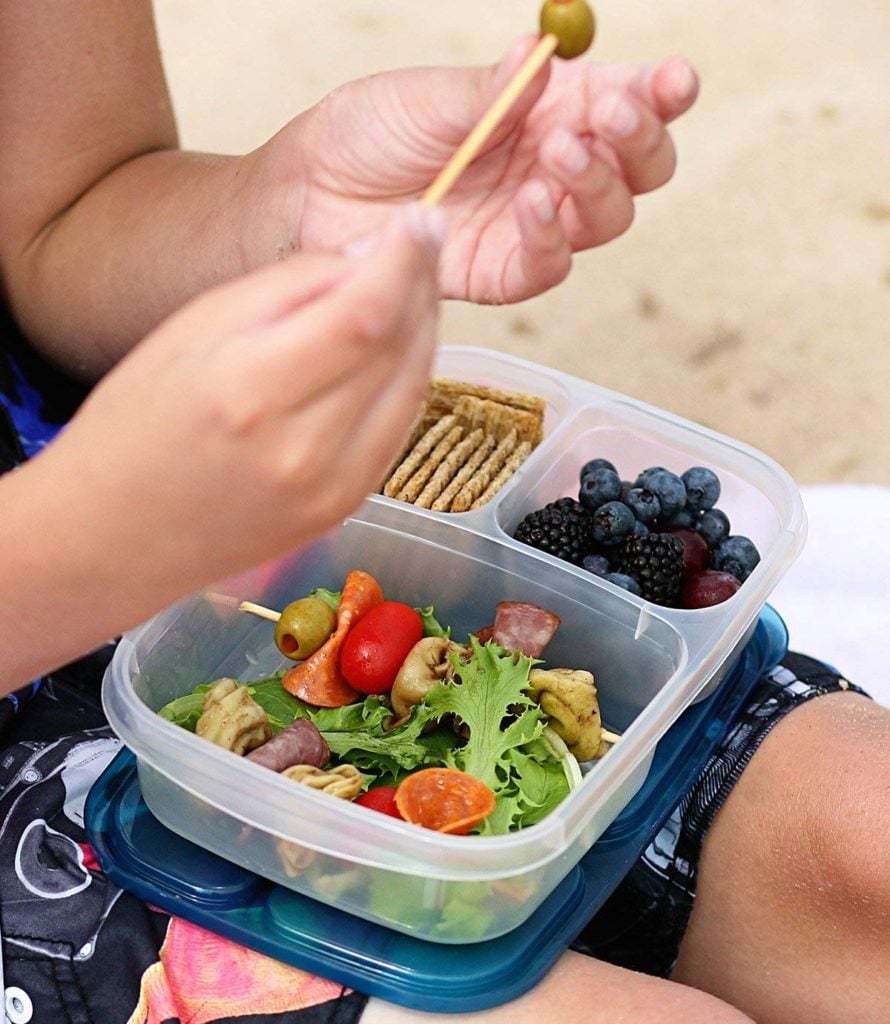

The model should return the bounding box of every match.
[769,484,890,706]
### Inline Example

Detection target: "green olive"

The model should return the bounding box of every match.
[274,597,336,660]
[539,0,596,60]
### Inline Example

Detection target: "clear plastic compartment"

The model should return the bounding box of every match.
[102,345,806,943]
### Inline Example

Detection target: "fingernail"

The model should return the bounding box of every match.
[401,202,448,253]
[596,92,640,137]
[672,62,698,104]
[554,129,590,176]
[528,182,557,224]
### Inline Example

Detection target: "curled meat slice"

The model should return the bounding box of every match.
[491,601,561,657]
[246,718,330,773]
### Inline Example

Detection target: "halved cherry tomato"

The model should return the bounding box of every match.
[395,767,496,835]
[340,601,423,695]
[354,786,403,819]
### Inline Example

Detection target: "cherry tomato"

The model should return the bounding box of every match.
[339,601,423,695]
[354,785,403,819]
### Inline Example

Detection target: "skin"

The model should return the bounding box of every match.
[11,4,888,1024]
[0,2,698,378]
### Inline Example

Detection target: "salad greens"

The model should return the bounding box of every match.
[158,613,576,834]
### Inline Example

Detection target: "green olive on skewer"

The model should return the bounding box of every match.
[540,0,596,60]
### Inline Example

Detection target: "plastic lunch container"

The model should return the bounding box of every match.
[101,344,807,945]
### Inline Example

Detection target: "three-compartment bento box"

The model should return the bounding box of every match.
[99,345,806,946]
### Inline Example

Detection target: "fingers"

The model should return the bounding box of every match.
[538,127,635,248]
[588,87,678,195]
[512,179,573,294]
[255,203,445,406]
[631,57,700,124]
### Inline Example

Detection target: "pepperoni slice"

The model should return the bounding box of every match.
[282,569,384,707]
[394,767,496,835]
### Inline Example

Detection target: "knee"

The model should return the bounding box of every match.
[747,694,890,938]
[661,984,756,1023]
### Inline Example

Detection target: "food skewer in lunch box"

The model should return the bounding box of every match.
[422,0,596,207]
[237,595,621,747]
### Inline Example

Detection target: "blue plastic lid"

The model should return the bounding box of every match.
[86,606,787,1013]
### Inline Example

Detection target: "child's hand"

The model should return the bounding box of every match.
[251,41,698,303]
[34,205,443,616]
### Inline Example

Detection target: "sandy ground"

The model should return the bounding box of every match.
[153,0,890,486]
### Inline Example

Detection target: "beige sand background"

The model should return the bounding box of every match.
[154,0,890,486]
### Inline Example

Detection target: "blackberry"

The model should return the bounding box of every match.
[513,504,593,565]
[617,532,685,606]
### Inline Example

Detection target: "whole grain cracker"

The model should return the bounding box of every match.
[453,394,541,446]
[382,415,458,497]
[415,428,485,509]
[431,433,497,512]
[397,425,464,503]
[470,441,533,509]
[450,429,518,513]
[428,378,545,419]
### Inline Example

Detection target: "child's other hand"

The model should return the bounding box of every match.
[43,204,443,601]
[251,43,698,303]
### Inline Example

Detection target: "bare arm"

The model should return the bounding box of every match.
[0,0,255,378]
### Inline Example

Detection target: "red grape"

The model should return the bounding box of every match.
[681,570,741,608]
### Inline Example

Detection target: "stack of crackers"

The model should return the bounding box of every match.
[380,378,546,512]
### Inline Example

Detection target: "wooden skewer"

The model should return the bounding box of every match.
[239,600,281,623]
[421,33,559,207]
[601,728,622,745]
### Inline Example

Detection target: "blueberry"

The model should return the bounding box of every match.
[579,467,623,511]
[632,519,650,537]
[592,500,636,545]
[624,487,661,523]
[603,572,643,596]
[698,508,731,548]
[713,535,760,582]
[580,458,617,484]
[641,468,687,518]
[582,553,611,576]
[682,467,721,512]
[662,507,699,530]
[634,466,668,488]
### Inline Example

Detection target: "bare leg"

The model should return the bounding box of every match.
[673,692,890,1023]
[362,949,754,1023]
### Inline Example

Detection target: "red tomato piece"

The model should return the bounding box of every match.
[340,601,423,695]
[354,786,403,819]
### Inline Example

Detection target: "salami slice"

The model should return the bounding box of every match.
[491,601,561,657]
[246,718,330,772]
